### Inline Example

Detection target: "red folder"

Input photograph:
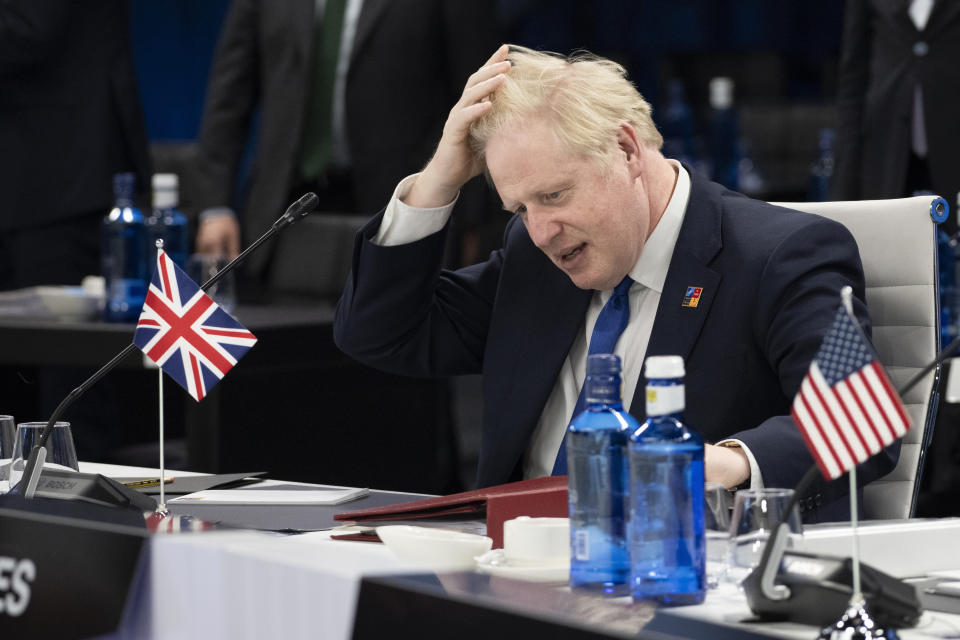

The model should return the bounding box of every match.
[333,476,568,548]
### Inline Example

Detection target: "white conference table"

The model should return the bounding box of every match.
[73,462,960,640]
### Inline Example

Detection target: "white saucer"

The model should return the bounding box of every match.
[475,550,569,584]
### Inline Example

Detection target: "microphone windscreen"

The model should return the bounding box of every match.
[293,192,319,219]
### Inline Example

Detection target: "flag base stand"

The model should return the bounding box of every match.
[819,598,900,639]
[742,546,921,629]
[742,468,921,631]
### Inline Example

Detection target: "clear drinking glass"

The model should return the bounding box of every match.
[0,415,15,482]
[704,481,733,588]
[8,422,79,487]
[188,253,236,313]
[727,488,802,585]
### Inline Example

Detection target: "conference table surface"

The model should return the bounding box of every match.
[47,462,960,640]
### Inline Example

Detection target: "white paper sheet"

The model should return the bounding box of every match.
[169,487,369,506]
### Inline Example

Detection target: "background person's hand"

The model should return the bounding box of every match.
[196,213,241,260]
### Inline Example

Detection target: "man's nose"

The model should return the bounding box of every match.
[525,210,561,248]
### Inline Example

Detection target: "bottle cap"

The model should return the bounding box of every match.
[586,353,622,375]
[644,355,684,379]
[113,172,136,205]
[152,173,178,190]
[152,173,179,208]
[709,77,734,109]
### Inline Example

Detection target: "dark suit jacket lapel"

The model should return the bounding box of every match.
[485,242,590,481]
[929,0,960,35]
[351,0,389,63]
[872,0,916,33]
[293,0,315,68]
[633,175,723,416]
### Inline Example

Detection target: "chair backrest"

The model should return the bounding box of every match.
[771,196,943,519]
[267,213,369,298]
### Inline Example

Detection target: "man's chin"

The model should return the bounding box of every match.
[564,271,604,291]
[564,270,627,291]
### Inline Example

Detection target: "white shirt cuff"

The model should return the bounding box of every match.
[718,438,764,489]
[374,173,457,246]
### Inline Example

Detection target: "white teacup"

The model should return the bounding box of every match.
[502,516,570,567]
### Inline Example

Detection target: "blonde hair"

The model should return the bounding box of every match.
[468,45,663,171]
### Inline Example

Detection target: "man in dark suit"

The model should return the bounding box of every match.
[0,0,152,288]
[334,46,898,522]
[191,0,502,277]
[834,0,960,233]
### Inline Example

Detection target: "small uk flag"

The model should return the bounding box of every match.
[134,250,257,401]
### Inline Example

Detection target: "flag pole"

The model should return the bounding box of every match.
[840,285,863,603]
[839,285,863,604]
[158,363,167,513]
[154,240,168,513]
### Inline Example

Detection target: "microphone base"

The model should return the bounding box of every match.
[743,550,921,629]
[19,468,156,512]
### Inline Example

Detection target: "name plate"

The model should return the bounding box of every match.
[0,496,148,638]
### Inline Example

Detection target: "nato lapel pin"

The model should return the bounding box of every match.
[681,286,703,308]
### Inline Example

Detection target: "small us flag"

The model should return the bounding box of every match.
[134,250,257,401]
[791,305,909,480]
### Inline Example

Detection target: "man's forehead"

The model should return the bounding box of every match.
[487,122,576,191]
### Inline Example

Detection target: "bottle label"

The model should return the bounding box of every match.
[646,384,685,416]
[573,529,589,561]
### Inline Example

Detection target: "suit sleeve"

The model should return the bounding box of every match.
[832,0,870,200]
[734,217,899,516]
[333,213,516,378]
[192,0,263,211]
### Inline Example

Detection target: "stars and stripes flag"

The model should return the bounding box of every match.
[790,304,910,480]
[134,249,257,401]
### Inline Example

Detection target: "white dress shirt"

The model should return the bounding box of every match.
[375,162,762,486]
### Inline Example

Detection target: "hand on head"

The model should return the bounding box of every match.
[405,45,511,209]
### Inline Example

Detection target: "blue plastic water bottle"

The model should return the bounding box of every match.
[807,128,836,202]
[146,173,189,269]
[628,355,705,605]
[707,77,740,190]
[660,79,696,167]
[566,354,637,595]
[102,173,149,322]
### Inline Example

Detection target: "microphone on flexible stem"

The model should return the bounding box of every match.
[12,193,320,501]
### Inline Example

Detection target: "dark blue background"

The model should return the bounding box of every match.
[130,0,845,142]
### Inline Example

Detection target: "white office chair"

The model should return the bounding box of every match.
[772,196,944,519]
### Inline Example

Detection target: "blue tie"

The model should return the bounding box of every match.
[552,275,634,475]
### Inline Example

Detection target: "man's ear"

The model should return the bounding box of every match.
[617,123,644,178]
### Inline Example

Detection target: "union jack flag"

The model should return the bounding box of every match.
[134,250,257,401]
[791,304,910,480]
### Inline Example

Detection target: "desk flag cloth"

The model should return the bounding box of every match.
[134,249,257,401]
[790,303,910,480]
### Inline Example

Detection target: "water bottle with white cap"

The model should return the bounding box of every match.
[628,355,705,605]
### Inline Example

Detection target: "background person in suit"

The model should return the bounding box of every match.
[334,45,898,522]
[834,0,960,517]
[0,0,152,289]
[191,0,503,281]
[834,0,960,234]
[0,0,153,460]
